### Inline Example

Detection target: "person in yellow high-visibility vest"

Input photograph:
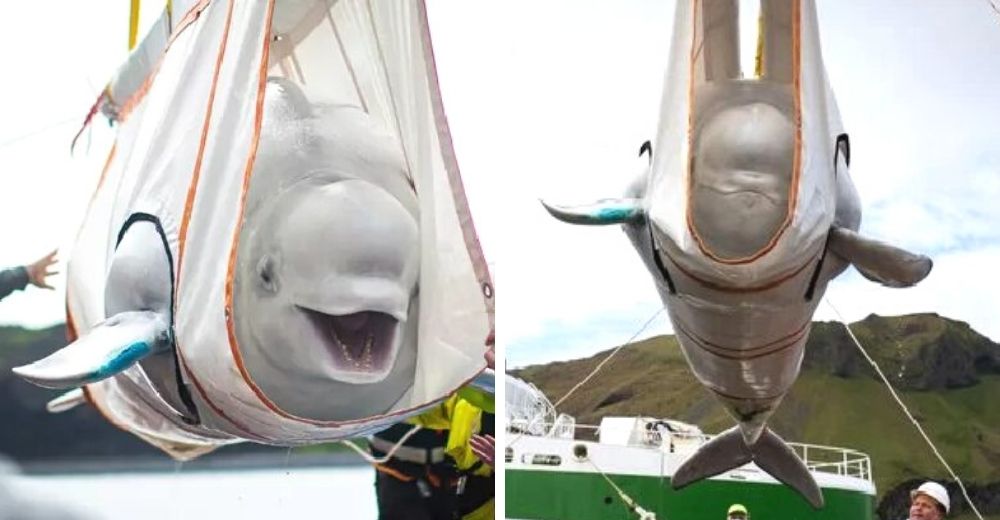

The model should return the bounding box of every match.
[407,358,495,519]
[371,331,495,520]
[447,388,494,520]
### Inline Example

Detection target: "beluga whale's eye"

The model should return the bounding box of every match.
[256,255,278,293]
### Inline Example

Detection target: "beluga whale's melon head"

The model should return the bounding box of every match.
[688,82,796,261]
[232,78,420,422]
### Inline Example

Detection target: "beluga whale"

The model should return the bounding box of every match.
[230,78,421,421]
[16,79,421,423]
[542,0,930,508]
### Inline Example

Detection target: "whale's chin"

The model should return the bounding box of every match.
[298,306,403,384]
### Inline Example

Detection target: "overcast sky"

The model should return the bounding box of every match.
[429,1,1000,368]
[1,2,998,371]
[0,3,132,329]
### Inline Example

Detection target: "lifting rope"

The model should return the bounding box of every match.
[504,308,666,516]
[586,457,658,520]
[339,424,425,465]
[825,297,985,520]
[505,307,665,449]
[0,117,78,152]
[553,308,665,412]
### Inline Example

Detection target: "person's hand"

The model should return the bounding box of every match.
[485,347,495,370]
[484,329,495,369]
[25,250,58,290]
[469,434,495,468]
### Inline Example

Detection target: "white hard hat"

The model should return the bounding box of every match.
[911,481,950,514]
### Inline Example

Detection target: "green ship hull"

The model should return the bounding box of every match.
[507,469,875,520]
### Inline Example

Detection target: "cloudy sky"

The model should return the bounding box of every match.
[429,0,1000,368]
[1,2,998,371]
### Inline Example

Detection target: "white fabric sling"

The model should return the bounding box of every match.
[65,0,493,459]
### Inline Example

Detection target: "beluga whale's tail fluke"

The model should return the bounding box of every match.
[672,426,824,509]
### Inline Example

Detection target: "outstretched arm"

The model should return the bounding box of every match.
[0,266,30,301]
[0,250,59,302]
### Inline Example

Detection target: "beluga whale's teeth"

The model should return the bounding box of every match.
[332,326,358,366]
[362,334,374,369]
[311,308,400,375]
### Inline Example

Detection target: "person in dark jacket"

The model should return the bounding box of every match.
[0,250,59,302]
[370,330,495,520]
[370,422,459,520]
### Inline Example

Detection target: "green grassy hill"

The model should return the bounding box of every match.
[514,313,1000,518]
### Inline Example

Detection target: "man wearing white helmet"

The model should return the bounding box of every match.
[726,504,749,520]
[908,481,950,520]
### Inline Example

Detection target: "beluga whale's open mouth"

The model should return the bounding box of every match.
[300,307,403,383]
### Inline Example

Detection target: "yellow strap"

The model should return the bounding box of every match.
[754,8,764,78]
[129,0,141,50]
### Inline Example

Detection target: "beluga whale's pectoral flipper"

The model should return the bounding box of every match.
[46,388,87,413]
[540,199,643,226]
[13,310,170,389]
[672,426,824,509]
[828,226,933,288]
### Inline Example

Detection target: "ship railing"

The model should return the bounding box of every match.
[508,421,600,438]
[513,421,710,443]
[788,441,872,482]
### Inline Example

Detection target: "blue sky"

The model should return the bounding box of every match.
[1,1,998,372]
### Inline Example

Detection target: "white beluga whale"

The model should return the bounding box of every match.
[15,78,421,422]
[543,0,930,508]
[233,78,420,420]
